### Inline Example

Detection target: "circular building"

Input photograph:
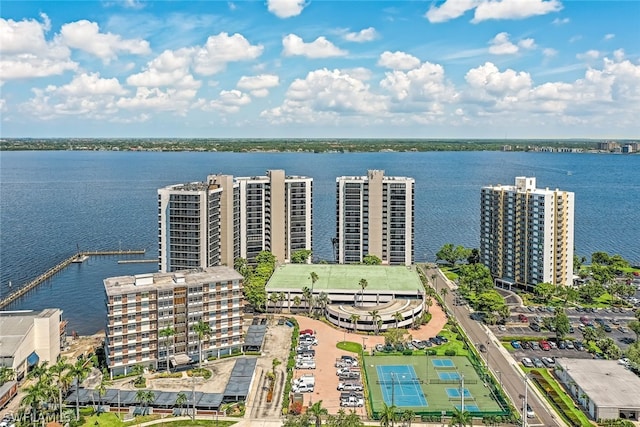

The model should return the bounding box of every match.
[265,264,426,332]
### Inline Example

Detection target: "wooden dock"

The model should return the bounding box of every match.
[0,249,146,309]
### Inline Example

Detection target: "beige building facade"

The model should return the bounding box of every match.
[480,177,575,289]
[336,170,414,265]
[0,309,63,379]
[104,267,244,376]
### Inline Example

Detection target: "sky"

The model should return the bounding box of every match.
[1,0,639,139]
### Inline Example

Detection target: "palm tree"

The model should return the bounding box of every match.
[268,293,277,311]
[277,292,286,313]
[135,390,155,415]
[425,297,433,314]
[27,361,49,382]
[440,287,449,301]
[431,273,437,291]
[379,402,397,427]
[350,314,360,332]
[302,286,313,315]
[95,369,111,414]
[68,358,92,420]
[175,392,188,416]
[309,271,319,296]
[293,295,302,311]
[449,407,472,426]
[193,319,212,368]
[272,358,281,378]
[358,278,368,307]
[21,381,50,425]
[308,400,328,427]
[159,326,176,373]
[401,409,415,427]
[368,310,381,335]
[393,311,403,329]
[315,292,330,316]
[49,357,72,421]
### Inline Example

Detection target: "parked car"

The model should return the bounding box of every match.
[300,329,314,336]
[498,325,507,332]
[533,358,544,368]
[558,340,566,350]
[611,318,620,325]
[526,404,535,418]
[580,316,590,325]
[603,324,612,333]
[479,344,487,353]
[337,382,363,391]
[574,341,585,351]
[565,340,575,350]
[529,323,541,332]
[375,344,384,352]
[518,314,529,322]
[521,341,532,350]
[530,341,540,350]
[542,357,555,367]
[539,340,551,351]
[521,358,534,368]
[619,326,629,334]
[511,340,522,349]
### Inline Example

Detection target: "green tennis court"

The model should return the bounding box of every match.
[363,355,504,418]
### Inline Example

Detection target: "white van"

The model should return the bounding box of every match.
[292,382,314,393]
[294,374,315,386]
[296,360,316,369]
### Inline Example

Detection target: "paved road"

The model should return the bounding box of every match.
[423,265,567,427]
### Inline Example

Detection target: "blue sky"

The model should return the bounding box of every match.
[1,0,639,139]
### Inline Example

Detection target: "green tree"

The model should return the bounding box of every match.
[533,282,556,303]
[368,310,381,335]
[358,278,368,307]
[293,295,302,310]
[175,392,188,415]
[449,407,472,426]
[234,257,251,278]
[554,307,571,340]
[592,251,610,265]
[50,357,72,421]
[21,381,52,424]
[401,409,415,427]
[629,320,640,342]
[272,358,281,378]
[308,400,328,427]
[193,319,212,368]
[291,249,312,263]
[350,314,360,332]
[95,369,111,414]
[325,409,364,427]
[578,282,605,304]
[458,263,493,295]
[302,286,313,315]
[309,272,319,313]
[135,390,155,415]
[436,243,457,266]
[283,413,312,427]
[384,328,406,347]
[315,292,330,316]
[0,367,15,385]
[363,254,382,265]
[466,248,480,265]
[68,358,92,420]
[393,311,403,329]
[379,402,397,427]
[159,326,176,373]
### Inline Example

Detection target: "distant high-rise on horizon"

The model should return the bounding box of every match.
[335,170,414,266]
[158,170,312,272]
[480,177,574,289]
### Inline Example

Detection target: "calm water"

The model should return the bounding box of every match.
[1,150,639,334]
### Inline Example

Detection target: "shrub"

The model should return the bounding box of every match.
[426,349,437,356]
[402,349,413,355]
[444,349,457,356]
[133,376,146,388]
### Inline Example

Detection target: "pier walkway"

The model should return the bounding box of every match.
[0,249,145,309]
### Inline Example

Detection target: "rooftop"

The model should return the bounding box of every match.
[557,358,640,408]
[266,264,423,292]
[0,309,60,357]
[104,266,243,296]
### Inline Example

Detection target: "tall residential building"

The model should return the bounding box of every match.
[159,170,312,272]
[480,177,574,289]
[103,267,244,376]
[336,170,414,265]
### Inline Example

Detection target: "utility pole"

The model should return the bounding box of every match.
[460,374,465,414]
[523,374,529,427]
[191,376,196,421]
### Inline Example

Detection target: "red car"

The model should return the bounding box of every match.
[518,314,529,323]
[300,329,314,336]
[539,340,551,351]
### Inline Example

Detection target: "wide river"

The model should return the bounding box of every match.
[1,150,638,333]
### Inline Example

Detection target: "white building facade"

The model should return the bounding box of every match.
[480,177,574,289]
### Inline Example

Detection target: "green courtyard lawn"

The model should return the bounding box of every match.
[336,341,363,354]
[81,413,236,427]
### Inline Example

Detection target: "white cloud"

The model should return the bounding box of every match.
[378,51,421,70]
[193,33,263,75]
[282,34,347,58]
[577,50,600,61]
[426,0,562,23]
[20,72,127,119]
[543,48,558,57]
[552,17,569,25]
[489,33,536,55]
[0,99,6,113]
[267,0,307,18]
[613,49,625,62]
[116,86,197,114]
[425,0,478,23]
[604,33,615,41]
[127,48,200,89]
[59,20,150,63]
[0,15,77,80]
[473,0,562,23]
[205,90,252,113]
[237,74,280,97]
[380,62,458,109]
[343,27,378,42]
[465,62,532,107]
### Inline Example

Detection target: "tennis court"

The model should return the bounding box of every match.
[363,355,505,418]
[438,371,461,380]
[376,365,427,407]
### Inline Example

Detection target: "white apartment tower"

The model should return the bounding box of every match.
[336,170,414,265]
[159,170,312,271]
[104,267,244,376]
[480,177,575,289]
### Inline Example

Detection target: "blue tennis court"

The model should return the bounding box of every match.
[456,404,480,412]
[437,371,461,380]
[445,388,472,398]
[432,359,455,368]
[377,365,428,407]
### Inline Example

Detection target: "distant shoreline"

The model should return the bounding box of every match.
[1,138,637,153]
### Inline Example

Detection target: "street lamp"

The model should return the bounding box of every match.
[522,373,530,427]
[362,336,368,351]
[495,370,502,389]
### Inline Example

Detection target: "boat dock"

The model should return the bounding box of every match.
[117,259,157,264]
[0,249,146,309]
